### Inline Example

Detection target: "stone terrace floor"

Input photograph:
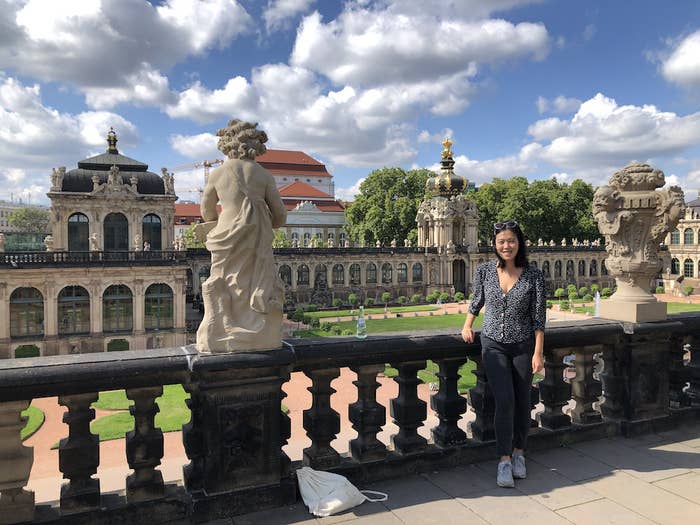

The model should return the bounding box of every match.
[219,422,700,525]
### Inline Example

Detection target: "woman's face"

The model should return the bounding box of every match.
[495,229,519,263]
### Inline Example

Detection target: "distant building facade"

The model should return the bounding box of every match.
[663,197,700,287]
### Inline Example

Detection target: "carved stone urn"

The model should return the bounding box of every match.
[593,162,685,322]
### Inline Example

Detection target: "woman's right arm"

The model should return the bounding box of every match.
[462,266,485,343]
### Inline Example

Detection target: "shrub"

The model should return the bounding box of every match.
[554,288,565,299]
[560,300,570,310]
[568,291,578,302]
[683,284,694,296]
[410,293,422,304]
[454,291,465,302]
[289,309,305,322]
[310,317,320,329]
[578,286,588,297]
[341,329,353,336]
[468,292,474,300]
[331,325,342,335]
[546,300,554,309]
[397,295,407,304]
[332,298,343,308]
[365,297,375,307]
[439,292,450,303]
[426,291,440,303]
[590,284,599,294]
[381,291,392,304]
[14,344,40,358]
[320,321,332,332]
[655,285,665,294]
[567,284,577,294]
[348,293,358,307]
[601,287,613,298]
[305,304,318,312]
[582,294,593,302]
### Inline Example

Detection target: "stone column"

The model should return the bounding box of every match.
[173,277,186,331]
[0,284,9,340]
[132,279,145,333]
[0,400,34,525]
[89,281,102,336]
[594,163,685,322]
[44,284,57,337]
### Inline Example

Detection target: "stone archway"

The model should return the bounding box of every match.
[452,259,466,293]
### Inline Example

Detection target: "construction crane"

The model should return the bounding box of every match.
[169,159,224,202]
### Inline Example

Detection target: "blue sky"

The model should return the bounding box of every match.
[1,0,700,205]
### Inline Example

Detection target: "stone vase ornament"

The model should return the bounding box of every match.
[593,162,685,322]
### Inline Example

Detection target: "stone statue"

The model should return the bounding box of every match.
[50,167,65,191]
[89,233,99,251]
[92,175,101,191]
[404,238,411,247]
[310,236,318,248]
[0,232,4,252]
[593,162,685,322]
[161,167,175,195]
[390,239,397,248]
[291,238,298,248]
[195,119,287,353]
[537,238,543,247]
[561,238,567,246]
[43,235,54,251]
[375,240,381,248]
[108,165,121,185]
[446,239,455,254]
[327,237,334,248]
[549,240,555,247]
[134,233,142,251]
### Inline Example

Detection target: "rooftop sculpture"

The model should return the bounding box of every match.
[195,119,287,352]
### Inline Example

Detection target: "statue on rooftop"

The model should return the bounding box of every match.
[195,119,287,353]
[50,167,65,191]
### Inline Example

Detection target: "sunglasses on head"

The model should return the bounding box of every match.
[493,220,519,232]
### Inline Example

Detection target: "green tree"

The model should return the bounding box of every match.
[272,229,291,248]
[345,167,431,245]
[183,224,206,249]
[8,207,49,234]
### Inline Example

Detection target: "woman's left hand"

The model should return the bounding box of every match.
[532,353,544,374]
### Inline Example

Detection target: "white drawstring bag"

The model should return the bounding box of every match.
[296,466,388,517]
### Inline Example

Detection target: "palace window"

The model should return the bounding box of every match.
[68,213,89,252]
[671,258,680,274]
[412,263,423,282]
[382,263,393,284]
[10,287,44,338]
[58,285,90,335]
[279,265,292,286]
[670,229,680,244]
[684,258,694,278]
[578,260,586,277]
[332,264,344,285]
[142,214,162,250]
[350,263,361,285]
[297,264,310,285]
[589,260,598,276]
[366,263,377,284]
[554,260,562,278]
[145,283,173,331]
[397,263,408,283]
[684,228,694,244]
[103,285,133,333]
[542,261,550,278]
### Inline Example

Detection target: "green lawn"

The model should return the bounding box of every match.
[667,302,700,313]
[301,304,441,319]
[384,359,477,394]
[21,406,45,440]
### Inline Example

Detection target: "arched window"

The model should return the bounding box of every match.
[366,263,377,284]
[350,263,361,285]
[670,229,680,244]
[103,285,133,333]
[198,266,210,285]
[291,232,299,244]
[566,260,574,279]
[103,213,129,251]
[382,263,393,284]
[671,258,680,274]
[314,264,327,287]
[554,260,562,278]
[68,213,89,251]
[541,261,550,278]
[397,263,408,282]
[339,232,346,247]
[589,260,598,276]
[684,258,694,278]
[578,260,586,276]
[142,214,162,250]
[10,287,44,338]
[601,260,608,275]
[530,261,538,269]
[684,228,694,244]
[412,263,423,282]
[328,232,335,242]
[279,265,292,286]
[144,284,173,331]
[58,286,90,335]
[332,264,344,285]
[297,264,309,285]
[303,233,311,247]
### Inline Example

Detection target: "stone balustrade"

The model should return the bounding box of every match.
[0,315,699,524]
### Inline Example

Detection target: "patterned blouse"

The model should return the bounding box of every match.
[468,260,546,344]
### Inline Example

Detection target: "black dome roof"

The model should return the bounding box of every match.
[60,128,165,195]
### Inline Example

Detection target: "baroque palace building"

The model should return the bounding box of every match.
[664,197,700,287]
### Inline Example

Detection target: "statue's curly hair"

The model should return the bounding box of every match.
[216,119,268,159]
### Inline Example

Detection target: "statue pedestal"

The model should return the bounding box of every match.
[599,299,666,323]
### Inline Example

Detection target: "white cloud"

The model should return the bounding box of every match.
[263,0,316,31]
[527,117,569,141]
[662,29,700,88]
[1,0,252,106]
[166,76,259,123]
[536,95,581,114]
[335,177,365,202]
[170,133,218,159]
[291,8,549,87]
[418,128,453,143]
[550,172,570,182]
[583,24,596,41]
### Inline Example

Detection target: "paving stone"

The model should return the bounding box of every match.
[580,470,700,525]
[233,502,318,525]
[458,488,571,525]
[391,497,489,525]
[658,425,700,448]
[421,464,494,497]
[378,474,450,509]
[555,498,656,525]
[570,438,690,482]
[645,440,700,473]
[316,498,392,525]
[653,472,700,505]
[528,446,612,482]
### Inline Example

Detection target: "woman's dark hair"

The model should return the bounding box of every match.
[492,222,528,268]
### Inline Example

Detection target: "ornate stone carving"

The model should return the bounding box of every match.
[0,400,34,525]
[50,166,65,191]
[593,162,685,322]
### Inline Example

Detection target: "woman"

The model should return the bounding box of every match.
[462,220,545,488]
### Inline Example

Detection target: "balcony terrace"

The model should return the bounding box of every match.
[1,315,699,524]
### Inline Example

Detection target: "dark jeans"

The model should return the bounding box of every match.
[481,335,534,457]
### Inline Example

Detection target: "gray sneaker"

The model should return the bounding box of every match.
[497,460,515,488]
[512,454,526,479]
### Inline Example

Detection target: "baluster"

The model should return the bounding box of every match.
[599,343,626,420]
[390,360,427,454]
[467,352,495,441]
[348,364,387,461]
[58,393,100,512]
[669,335,690,408]
[280,378,292,478]
[303,368,341,469]
[431,357,467,447]
[686,335,700,406]
[537,347,572,429]
[0,400,34,525]
[570,347,602,424]
[182,383,204,494]
[125,386,164,502]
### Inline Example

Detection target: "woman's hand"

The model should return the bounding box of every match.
[462,326,474,343]
[532,352,544,374]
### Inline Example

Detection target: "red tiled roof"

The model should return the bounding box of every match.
[284,200,345,213]
[258,149,332,178]
[174,203,221,219]
[279,181,334,199]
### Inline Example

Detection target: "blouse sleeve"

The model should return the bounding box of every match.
[468,265,485,315]
[530,268,546,332]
